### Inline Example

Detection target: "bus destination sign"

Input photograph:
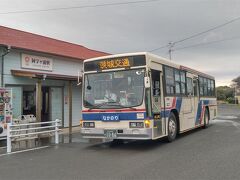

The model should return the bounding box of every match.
[98,58,131,70]
[84,55,146,72]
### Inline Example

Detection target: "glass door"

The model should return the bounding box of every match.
[151,70,163,138]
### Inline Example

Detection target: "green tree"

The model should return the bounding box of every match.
[232,76,240,88]
[216,86,234,101]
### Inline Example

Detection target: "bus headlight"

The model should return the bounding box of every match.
[80,120,83,127]
[83,122,95,128]
[144,120,151,128]
[129,122,144,128]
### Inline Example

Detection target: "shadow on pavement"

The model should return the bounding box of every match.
[84,124,212,151]
[85,139,166,151]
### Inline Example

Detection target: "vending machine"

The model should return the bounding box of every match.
[0,88,12,140]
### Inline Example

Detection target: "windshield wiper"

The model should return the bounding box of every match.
[102,101,137,111]
[88,101,109,110]
[88,101,137,111]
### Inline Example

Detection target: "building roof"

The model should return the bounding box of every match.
[0,25,109,60]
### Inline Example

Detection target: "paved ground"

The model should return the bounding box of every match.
[0,104,240,180]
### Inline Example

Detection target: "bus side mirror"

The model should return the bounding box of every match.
[144,77,150,88]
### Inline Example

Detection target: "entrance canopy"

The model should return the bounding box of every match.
[11,69,80,81]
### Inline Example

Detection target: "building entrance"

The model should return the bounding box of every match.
[23,86,36,116]
[23,86,51,122]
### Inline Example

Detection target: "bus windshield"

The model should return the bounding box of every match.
[83,69,145,109]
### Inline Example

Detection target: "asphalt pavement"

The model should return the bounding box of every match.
[0,104,240,180]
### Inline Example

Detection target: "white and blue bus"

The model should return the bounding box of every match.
[80,52,217,142]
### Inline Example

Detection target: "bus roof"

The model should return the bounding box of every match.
[83,52,148,62]
[83,52,214,79]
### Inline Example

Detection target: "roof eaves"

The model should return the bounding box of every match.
[3,45,85,61]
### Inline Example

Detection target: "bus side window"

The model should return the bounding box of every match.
[151,70,160,96]
[186,77,193,96]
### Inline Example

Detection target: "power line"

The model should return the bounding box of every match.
[0,0,162,15]
[174,17,240,44]
[150,16,240,52]
[149,44,169,52]
[173,36,240,51]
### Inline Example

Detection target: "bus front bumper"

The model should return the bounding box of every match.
[81,128,152,140]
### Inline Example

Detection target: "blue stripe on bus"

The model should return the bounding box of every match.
[160,97,183,118]
[176,97,182,113]
[83,112,147,121]
[195,101,202,125]
[195,100,209,125]
[161,110,170,118]
[83,97,183,121]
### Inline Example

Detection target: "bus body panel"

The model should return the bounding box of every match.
[81,52,217,140]
[162,96,217,133]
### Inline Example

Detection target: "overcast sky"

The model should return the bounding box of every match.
[0,0,240,86]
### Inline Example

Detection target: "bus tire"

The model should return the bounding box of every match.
[0,127,3,134]
[203,108,209,129]
[167,112,177,142]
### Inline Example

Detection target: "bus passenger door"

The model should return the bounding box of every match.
[183,77,195,129]
[151,70,163,139]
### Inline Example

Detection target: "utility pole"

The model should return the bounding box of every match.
[168,42,174,60]
[234,83,237,105]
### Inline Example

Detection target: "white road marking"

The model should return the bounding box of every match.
[216,116,238,119]
[0,146,49,157]
[211,119,240,129]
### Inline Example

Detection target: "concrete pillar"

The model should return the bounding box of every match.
[68,81,72,142]
[36,79,42,122]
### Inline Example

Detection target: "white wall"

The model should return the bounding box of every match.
[63,83,82,127]
[4,49,83,80]
[3,49,83,126]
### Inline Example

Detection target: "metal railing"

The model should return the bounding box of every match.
[7,119,61,153]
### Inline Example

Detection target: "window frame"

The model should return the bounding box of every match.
[164,66,175,95]
[163,66,216,98]
[198,75,216,97]
[163,65,187,96]
[186,77,193,95]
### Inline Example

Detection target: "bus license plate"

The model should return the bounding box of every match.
[104,130,117,139]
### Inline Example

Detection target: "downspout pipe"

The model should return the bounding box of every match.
[1,45,11,87]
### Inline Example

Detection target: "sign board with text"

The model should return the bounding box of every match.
[21,54,53,71]
[84,55,146,72]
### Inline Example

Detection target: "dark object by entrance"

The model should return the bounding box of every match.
[41,87,50,122]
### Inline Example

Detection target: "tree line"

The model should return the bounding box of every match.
[216,76,239,104]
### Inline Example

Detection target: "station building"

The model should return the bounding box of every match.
[0,26,108,127]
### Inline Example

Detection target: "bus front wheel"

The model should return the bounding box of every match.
[167,113,177,142]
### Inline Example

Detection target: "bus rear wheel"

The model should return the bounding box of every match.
[203,108,209,129]
[167,112,177,142]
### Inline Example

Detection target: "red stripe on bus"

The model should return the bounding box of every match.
[164,97,177,110]
[204,104,217,107]
[82,109,146,113]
